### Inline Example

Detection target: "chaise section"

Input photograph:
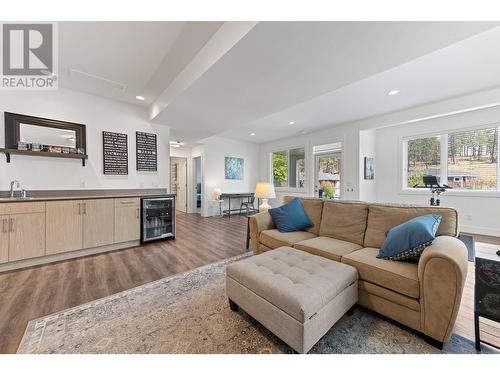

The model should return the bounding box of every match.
[294,236,362,262]
[341,247,419,299]
[260,229,316,249]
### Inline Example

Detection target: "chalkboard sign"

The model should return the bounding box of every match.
[136,131,157,171]
[103,131,128,175]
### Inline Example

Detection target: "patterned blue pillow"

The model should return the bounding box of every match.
[377,214,442,261]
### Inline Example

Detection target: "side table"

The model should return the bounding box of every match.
[474,247,500,350]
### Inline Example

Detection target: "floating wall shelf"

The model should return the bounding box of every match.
[0,148,88,166]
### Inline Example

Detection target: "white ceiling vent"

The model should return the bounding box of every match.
[68,68,127,91]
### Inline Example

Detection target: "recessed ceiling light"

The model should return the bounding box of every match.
[289,121,295,125]
[169,141,184,146]
[250,132,255,136]
[387,90,400,96]
[170,144,180,148]
[136,95,145,101]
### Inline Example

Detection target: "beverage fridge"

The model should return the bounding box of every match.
[140,196,175,243]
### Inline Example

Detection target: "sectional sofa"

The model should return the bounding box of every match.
[248,196,468,348]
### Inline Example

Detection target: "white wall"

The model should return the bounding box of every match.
[259,87,500,236]
[0,88,170,191]
[201,137,259,216]
[359,129,377,202]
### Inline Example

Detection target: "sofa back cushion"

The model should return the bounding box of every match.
[319,200,369,246]
[283,196,324,235]
[364,203,458,248]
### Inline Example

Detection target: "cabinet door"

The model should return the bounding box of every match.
[0,215,9,263]
[114,206,140,243]
[9,213,45,261]
[83,199,114,248]
[46,200,83,255]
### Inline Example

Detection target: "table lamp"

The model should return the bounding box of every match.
[213,187,222,200]
[254,182,276,212]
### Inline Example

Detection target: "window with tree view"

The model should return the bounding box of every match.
[448,128,497,190]
[407,136,441,188]
[272,147,305,188]
[405,126,499,191]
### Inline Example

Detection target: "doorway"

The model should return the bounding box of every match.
[193,156,202,214]
[170,157,188,212]
[314,151,342,199]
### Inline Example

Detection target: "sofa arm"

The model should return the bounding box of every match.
[418,235,468,343]
[249,211,275,254]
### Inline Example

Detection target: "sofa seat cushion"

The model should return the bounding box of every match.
[294,236,362,262]
[260,229,316,249]
[341,247,420,298]
[226,246,358,322]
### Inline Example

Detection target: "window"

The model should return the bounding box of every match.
[271,147,306,188]
[404,126,500,191]
[448,128,497,190]
[406,136,441,187]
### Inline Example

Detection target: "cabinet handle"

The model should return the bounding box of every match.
[1,219,7,233]
[9,218,14,233]
[121,200,135,205]
[83,202,87,215]
[136,208,140,219]
[78,203,81,215]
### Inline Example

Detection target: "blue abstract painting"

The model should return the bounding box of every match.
[225,157,244,180]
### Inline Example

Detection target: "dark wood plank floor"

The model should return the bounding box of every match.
[0,212,249,354]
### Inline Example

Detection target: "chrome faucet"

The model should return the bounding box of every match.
[9,180,20,198]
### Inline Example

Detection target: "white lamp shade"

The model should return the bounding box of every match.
[213,187,222,199]
[254,182,276,199]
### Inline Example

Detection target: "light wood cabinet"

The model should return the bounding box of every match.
[0,215,9,263]
[83,199,114,248]
[114,205,140,243]
[46,200,83,255]
[8,213,45,261]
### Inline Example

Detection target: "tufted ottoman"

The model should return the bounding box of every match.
[226,246,358,353]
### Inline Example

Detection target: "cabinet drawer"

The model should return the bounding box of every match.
[0,201,45,215]
[114,198,140,207]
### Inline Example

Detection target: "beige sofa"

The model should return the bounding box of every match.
[249,196,468,348]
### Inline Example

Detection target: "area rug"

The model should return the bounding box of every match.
[18,254,496,354]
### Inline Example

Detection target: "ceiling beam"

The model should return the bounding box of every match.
[149,21,257,121]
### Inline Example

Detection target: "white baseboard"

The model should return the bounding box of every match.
[459,225,500,237]
[0,240,140,273]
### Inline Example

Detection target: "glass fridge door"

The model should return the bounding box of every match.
[142,197,175,242]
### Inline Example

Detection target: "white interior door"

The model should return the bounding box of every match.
[176,159,187,212]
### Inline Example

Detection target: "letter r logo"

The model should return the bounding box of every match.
[2,24,53,75]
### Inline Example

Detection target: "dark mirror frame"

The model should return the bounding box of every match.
[4,112,87,151]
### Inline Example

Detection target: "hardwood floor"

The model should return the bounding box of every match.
[0,212,249,354]
[0,213,498,353]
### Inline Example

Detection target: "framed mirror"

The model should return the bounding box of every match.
[4,112,86,153]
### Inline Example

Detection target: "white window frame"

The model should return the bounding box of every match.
[270,145,307,192]
[401,123,500,197]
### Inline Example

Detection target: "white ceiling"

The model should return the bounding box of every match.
[57,21,500,146]
[59,22,222,106]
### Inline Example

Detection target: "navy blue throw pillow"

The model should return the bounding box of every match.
[268,198,314,233]
[377,214,442,261]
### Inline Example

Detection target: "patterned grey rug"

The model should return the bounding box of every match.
[18,254,496,354]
